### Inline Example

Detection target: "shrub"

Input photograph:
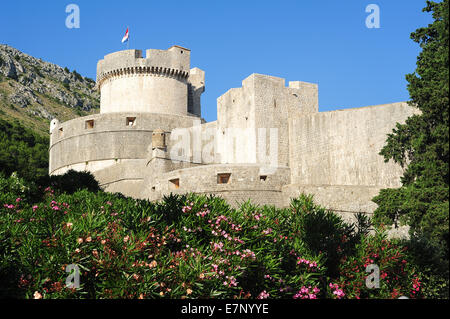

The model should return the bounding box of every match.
[72,70,83,82]
[290,195,362,277]
[43,170,100,195]
[0,183,431,299]
[401,235,449,299]
[335,232,421,299]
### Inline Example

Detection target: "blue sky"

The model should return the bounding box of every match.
[0,1,433,122]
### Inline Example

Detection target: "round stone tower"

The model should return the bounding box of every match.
[49,45,205,197]
[96,45,198,116]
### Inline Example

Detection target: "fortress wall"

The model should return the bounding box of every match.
[143,164,290,207]
[51,159,143,178]
[282,184,381,217]
[100,75,188,115]
[216,74,318,168]
[252,74,318,168]
[140,120,222,197]
[51,159,146,198]
[288,102,417,187]
[49,112,200,177]
[103,180,144,198]
[288,81,319,114]
[284,102,418,214]
[91,159,147,197]
[165,120,220,164]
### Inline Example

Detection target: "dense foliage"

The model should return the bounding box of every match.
[0,118,49,183]
[0,173,437,299]
[373,0,449,271]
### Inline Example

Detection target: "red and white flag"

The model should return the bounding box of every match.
[122,28,129,43]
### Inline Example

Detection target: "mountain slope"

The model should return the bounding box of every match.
[0,44,99,136]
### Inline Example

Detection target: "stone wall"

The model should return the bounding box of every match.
[288,102,417,187]
[216,74,318,168]
[142,164,291,208]
[49,112,201,186]
[282,102,418,215]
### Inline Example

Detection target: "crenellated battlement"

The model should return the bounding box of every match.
[95,45,203,116]
[96,46,191,89]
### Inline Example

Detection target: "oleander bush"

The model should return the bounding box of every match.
[334,233,422,299]
[1,173,444,299]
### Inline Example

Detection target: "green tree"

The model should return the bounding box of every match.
[0,118,49,183]
[373,0,449,258]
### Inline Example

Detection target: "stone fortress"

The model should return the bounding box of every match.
[49,45,417,220]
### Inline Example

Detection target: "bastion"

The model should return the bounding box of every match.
[49,45,418,222]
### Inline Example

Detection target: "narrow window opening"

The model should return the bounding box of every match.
[260,175,267,181]
[85,120,94,129]
[169,178,180,190]
[217,173,231,184]
[126,117,136,127]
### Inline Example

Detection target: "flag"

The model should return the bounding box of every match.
[122,28,129,43]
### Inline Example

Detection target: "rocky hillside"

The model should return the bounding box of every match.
[0,44,99,136]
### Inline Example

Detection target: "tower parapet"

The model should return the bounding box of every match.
[96,45,203,116]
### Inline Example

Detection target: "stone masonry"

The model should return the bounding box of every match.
[49,45,418,221]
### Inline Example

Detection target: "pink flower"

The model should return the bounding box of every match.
[32,205,38,212]
[293,286,320,299]
[16,198,22,203]
[257,290,269,299]
[329,283,345,299]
